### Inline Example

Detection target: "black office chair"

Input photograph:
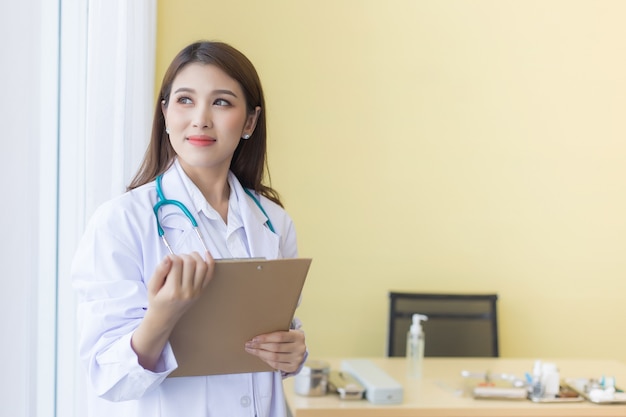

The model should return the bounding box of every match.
[387,292,499,357]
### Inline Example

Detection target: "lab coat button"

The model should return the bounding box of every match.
[240,395,252,407]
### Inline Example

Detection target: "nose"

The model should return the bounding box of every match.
[192,103,212,128]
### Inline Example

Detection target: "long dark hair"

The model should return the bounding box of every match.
[127,41,282,207]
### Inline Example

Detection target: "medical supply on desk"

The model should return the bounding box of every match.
[461,370,528,400]
[524,360,561,399]
[294,360,330,397]
[565,376,626,404]
[406,314,427,378]
[296,360,400,404]
[528,359,543,397]
[462,362,584,403]
[341,359,403,405]
[524,360,583,403]
[540,362,560,398]
[328,370,366,400]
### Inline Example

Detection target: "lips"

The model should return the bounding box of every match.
[187,135,216,146]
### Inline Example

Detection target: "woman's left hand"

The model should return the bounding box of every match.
[245,329,306,374]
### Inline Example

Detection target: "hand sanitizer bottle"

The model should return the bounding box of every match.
[406,314,428,378]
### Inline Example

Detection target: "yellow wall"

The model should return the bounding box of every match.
[157,1,626,362]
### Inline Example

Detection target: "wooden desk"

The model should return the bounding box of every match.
[283,357,626,417]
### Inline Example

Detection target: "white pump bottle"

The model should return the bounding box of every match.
[406,314,428,378]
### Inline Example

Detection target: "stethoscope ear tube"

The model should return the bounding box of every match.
[153,174,274,255]
[243,188,275,233]
[154,174,209,254]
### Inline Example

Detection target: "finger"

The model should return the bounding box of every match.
[189,251,208,291]
[201,252,215,289]
[249,332,288,345]
[178,253,198,294]
[166,255,184,290]
[250,330,301,345]
[147,256,173,296]
[245,345,305,373]
[246,330,305,355]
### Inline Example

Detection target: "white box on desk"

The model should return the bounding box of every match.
[341,359,403,405]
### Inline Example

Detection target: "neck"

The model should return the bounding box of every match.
[180,163,231,219]
[197,176,230,209]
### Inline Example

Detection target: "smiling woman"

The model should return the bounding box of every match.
[71,40,306,417]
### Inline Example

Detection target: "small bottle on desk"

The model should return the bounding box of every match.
[406,313,428,378]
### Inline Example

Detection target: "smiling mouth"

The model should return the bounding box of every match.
[187,135,216,146]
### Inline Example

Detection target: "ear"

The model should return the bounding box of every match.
[243,106,261,137]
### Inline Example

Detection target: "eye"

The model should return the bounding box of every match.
[177,96,193,105]
[214,98,231,106]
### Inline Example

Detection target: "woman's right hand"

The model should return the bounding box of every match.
[131,251,215,370]
[147,251,215,324]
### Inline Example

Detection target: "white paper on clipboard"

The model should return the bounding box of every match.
[168,257,312,377]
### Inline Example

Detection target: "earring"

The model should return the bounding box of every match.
[242,134,251,140]
[166,128,170,135]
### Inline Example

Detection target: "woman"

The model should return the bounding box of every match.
[72,41,306,417]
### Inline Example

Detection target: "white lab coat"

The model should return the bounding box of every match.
[72,160,303,417]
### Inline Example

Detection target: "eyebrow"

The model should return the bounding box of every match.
[173,87,238,97]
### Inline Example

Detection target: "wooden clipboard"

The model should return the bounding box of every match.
[168,257,312,377]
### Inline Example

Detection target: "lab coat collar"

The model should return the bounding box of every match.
[228,172,280,260]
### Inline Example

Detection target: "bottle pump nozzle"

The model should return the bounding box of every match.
[410,314,428,334]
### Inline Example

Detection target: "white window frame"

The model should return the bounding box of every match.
[55,0,90,416]
[36,0,61,413]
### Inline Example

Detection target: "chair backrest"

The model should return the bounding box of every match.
[387,292,499,357]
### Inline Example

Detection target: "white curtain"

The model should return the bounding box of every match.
[55,1,156,416]
[84,0,156,214]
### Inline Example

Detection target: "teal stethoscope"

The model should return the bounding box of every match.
[153,174,275,254]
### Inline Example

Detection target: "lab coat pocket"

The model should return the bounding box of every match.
[160,214,202,255]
